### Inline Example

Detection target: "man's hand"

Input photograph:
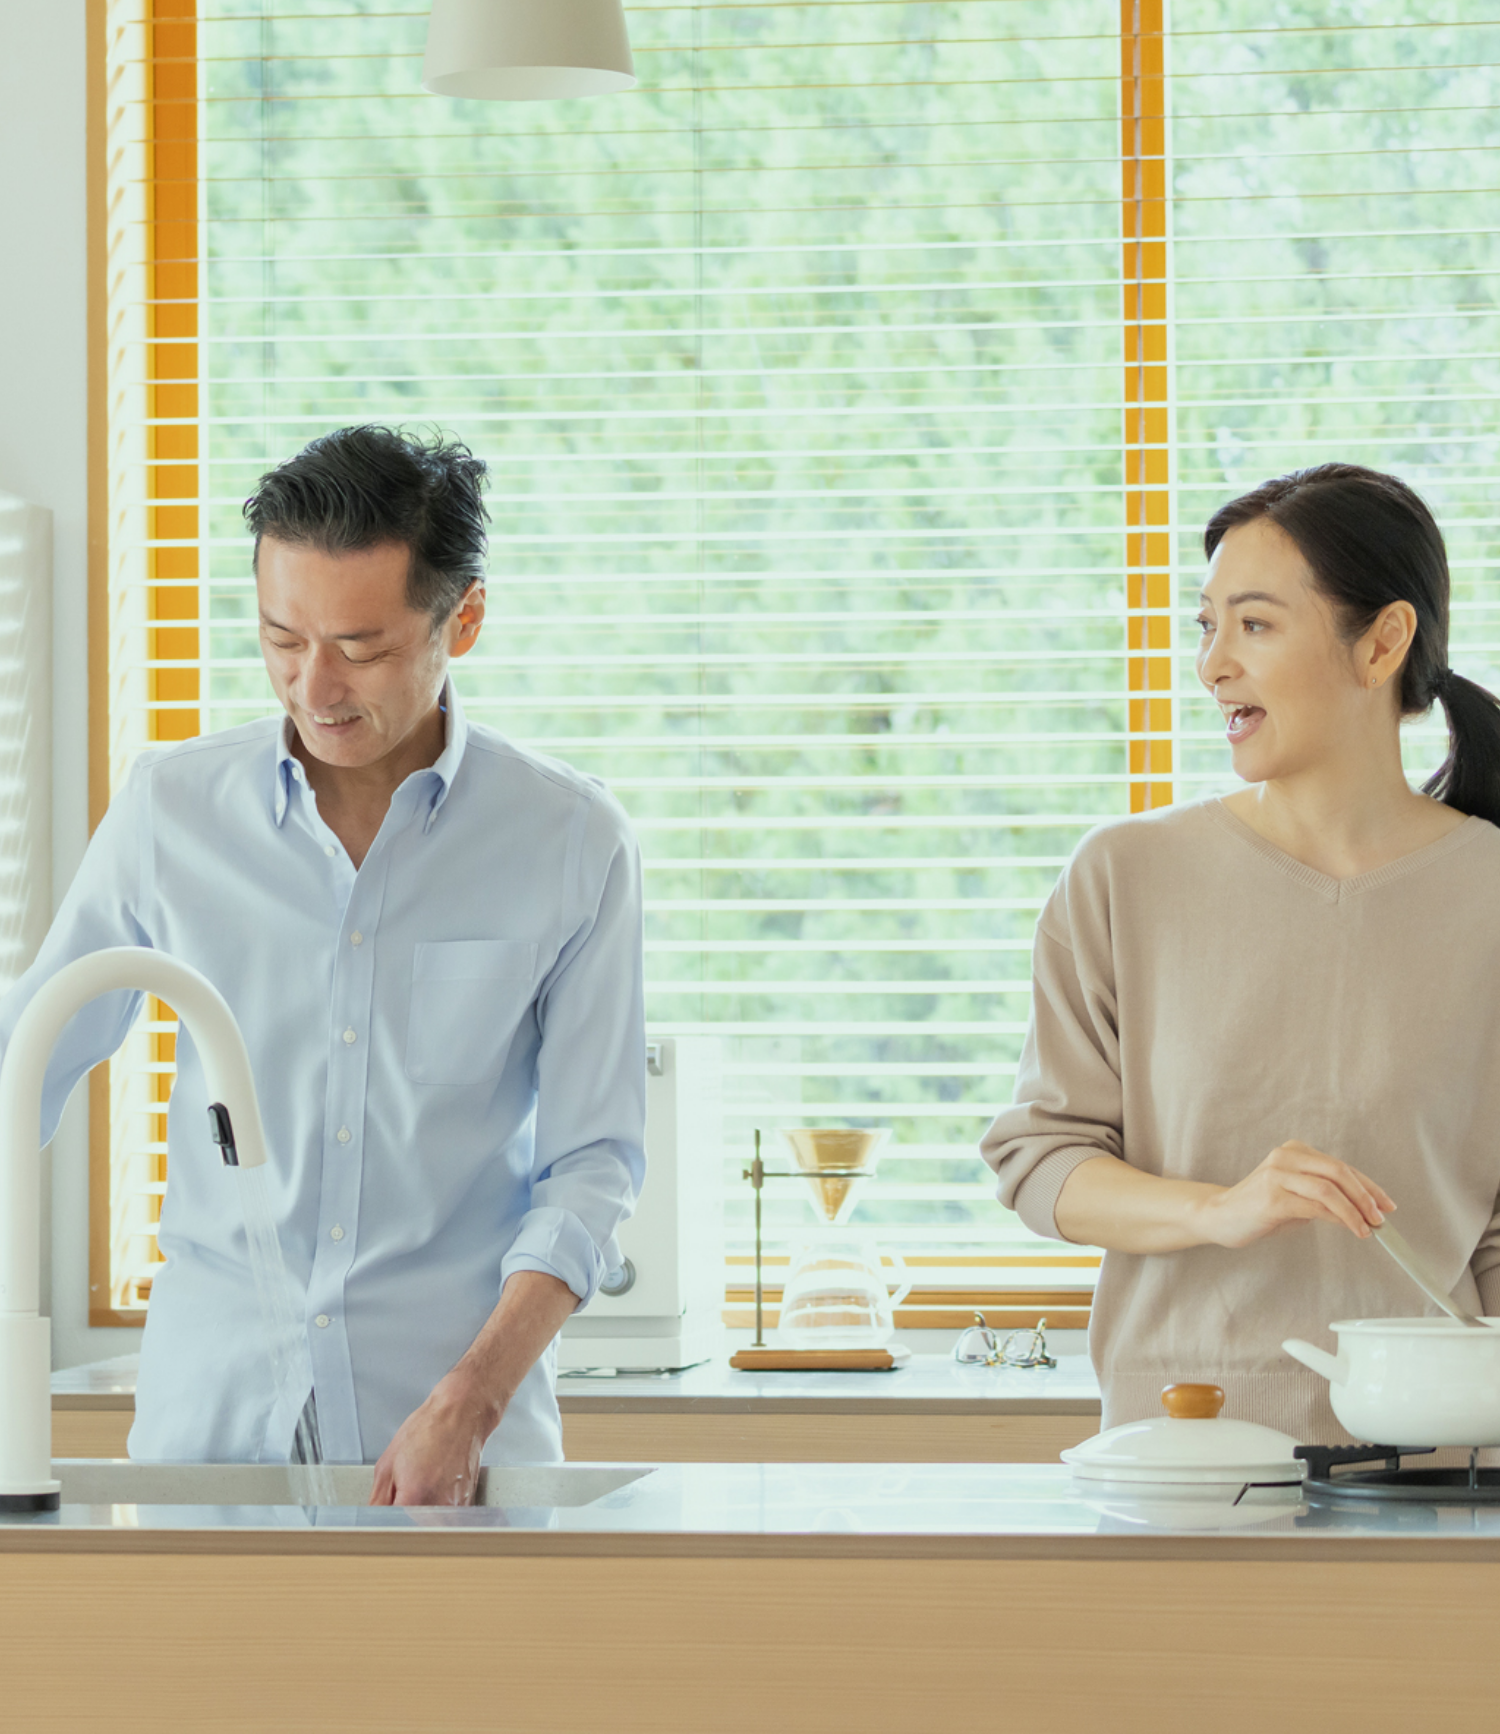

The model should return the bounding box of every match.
[368,1368,497,1507]
[368,1269,579,1507]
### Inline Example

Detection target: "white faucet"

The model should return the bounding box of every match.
[0,947,270,1511]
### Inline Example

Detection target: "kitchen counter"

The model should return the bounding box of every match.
[7,1458,1500,1559]
[555,1351,1103,1411]
[2,1460,1495,1733]
[51,1350,1105,1463]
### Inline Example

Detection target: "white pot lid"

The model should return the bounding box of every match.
[1082,1486,1306,1530]
[1061,1384,1306,1486]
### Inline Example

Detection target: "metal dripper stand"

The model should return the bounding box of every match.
[728,1126,909,1372]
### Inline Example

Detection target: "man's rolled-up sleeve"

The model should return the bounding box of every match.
[500,790,646,1306]
[980,878,1124,1242]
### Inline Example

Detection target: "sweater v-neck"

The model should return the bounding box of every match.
[1205,796,1483,902]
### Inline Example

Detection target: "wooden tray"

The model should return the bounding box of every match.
[728,1346,911,1372]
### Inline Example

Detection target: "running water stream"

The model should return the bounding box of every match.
[233,1163,337,1506]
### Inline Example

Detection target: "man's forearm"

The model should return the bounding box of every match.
[439,1268,580,1433]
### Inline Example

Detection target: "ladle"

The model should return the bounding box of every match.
[1372,1221,1491,1330]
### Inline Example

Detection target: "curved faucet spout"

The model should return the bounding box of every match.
[1,946,268,1316]
[0,947,270,1509]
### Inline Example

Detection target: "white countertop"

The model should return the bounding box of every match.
[52,1350,1103,1412]
[556,1353,1102,1410]
[5,1461,1496,1559]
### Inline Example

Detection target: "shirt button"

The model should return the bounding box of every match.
[330,1225,345,1242]
[342,1027,356,1045]
[336,1126,352,1144]
[324,845,337,858]
[315,1314,331,1329]
[350,930,363,946]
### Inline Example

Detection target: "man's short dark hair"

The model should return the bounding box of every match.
[243,426,489,625]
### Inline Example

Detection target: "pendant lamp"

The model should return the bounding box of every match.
[423,0,636,101]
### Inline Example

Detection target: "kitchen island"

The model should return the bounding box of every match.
[51,1350,1104,1462]
[1,1458,1492,1733]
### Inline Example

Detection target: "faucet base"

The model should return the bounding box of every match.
[0,1490,59,1512]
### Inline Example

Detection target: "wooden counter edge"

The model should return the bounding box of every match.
[0,1525,1498,1563]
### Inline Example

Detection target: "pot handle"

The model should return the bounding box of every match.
[1282,1337,1345,1386]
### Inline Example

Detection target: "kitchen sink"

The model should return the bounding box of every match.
[51,1460,654,1508]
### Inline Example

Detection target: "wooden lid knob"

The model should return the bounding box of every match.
[1161,1383,1225,1420]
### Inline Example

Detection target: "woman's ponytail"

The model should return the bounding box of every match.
[1205,463,1500,830]
[1425,669,1500,830]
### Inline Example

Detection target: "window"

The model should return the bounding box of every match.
[90,0,1500,1325]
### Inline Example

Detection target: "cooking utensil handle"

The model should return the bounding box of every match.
[1371,1222,1487,1329]
[1282,1337,1345,1385]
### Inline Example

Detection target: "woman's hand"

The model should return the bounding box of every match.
[1053,1146,1396,1254]
[1189,1141,1396,1250]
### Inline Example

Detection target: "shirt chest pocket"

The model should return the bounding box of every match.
[404,940,541,1086]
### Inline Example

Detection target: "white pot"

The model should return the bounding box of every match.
[1283,1318,1500,1447]
[1061,1383,1305,1488]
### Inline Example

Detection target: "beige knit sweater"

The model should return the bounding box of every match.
[982,798,1500,1443]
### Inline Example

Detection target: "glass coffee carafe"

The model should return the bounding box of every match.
[776,1239,911,1349]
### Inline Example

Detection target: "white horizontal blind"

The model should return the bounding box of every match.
[99,2,1500,1320]
[1164,5,1500,791]
[106,0,1131,1317]
[0,500,52,992]
[99,7,172,1309]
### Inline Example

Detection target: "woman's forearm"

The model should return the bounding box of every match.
[1052,1144,1394,1253]
[1053,1155,1224,1252]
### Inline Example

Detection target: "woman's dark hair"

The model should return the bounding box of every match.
[243,425,489,626]
[1204,462,1500,828]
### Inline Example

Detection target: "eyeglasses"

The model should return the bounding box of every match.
[952,1310,1057,1369]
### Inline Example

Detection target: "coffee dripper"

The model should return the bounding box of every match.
[731,1127,913,1368]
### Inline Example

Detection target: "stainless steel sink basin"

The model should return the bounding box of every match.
[53,1460,653,1508]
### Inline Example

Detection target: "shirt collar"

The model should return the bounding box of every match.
[272,679,469,830]
[424,679,468,828]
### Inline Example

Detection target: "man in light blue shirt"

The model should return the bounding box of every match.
[0,426,645,1501]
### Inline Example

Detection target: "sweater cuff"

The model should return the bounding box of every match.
[1009,1147,1115,1241]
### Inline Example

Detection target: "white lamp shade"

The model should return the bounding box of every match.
[423,0,636,101]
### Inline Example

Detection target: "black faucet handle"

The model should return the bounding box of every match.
[208,1102,239,1166]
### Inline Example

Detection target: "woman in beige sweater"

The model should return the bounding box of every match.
[983,464,1500,1442]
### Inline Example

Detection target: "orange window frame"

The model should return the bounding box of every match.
[87,0,202,1324]
[1123,0,1173,813]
